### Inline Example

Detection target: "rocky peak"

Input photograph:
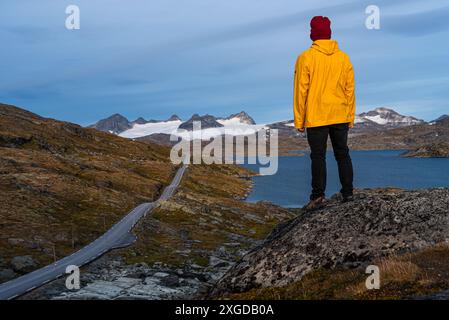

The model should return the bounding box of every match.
[358,107,425,127]
[178,114,224,131]
[167,114,181,122]
[132,117,148,125]
[89,113,131,134]
[223,111,256,125]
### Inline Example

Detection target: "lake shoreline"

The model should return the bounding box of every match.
[241,150,449,208]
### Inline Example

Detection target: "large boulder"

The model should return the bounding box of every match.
[210,188,449,297]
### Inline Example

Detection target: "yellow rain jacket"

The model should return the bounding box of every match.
[293,40,355,128]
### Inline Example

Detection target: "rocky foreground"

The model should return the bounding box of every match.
[209,188,449,298]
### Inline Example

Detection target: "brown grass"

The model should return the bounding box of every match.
[225,244,449,300]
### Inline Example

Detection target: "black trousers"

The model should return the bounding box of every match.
[306,123,353,200]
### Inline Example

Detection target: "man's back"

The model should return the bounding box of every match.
[295,16,355,210]
[293,39,355,129]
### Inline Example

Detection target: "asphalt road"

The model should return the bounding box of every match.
[0,164,187,300]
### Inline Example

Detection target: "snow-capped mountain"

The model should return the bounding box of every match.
[119,118,182,139]
[91,111,264,140]
[356,107,425,127]
[91,107,424,141]
[267,107,425,134]
[218,111,256,125]
[89,114,182,134]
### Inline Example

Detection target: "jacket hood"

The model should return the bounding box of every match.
[311,39,339,55]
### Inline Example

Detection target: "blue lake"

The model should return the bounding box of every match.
[242,150,449,207]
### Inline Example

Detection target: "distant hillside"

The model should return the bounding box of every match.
[349,116,449,150]
[0,103,175,281]
[268,107,426,134]
[401,141,449,158]
[268,108,448,153]
[431,115,449,124]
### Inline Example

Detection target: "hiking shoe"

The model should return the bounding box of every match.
[341,195,354,203]
[303,196,326,211]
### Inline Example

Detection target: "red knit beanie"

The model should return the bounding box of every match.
[310,16,331,41]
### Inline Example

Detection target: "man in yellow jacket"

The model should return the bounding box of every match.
[293,16,355,210]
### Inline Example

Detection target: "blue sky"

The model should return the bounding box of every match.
[1,0,448,125]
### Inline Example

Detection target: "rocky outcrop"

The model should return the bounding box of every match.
[37,257,220,300]
[401,142,449,158]
[209,188,449,297]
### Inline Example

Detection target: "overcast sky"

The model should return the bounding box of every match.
[1,0,448,125]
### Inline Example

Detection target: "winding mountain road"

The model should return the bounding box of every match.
[0,164,187,300]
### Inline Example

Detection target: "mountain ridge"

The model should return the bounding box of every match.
[90,111,256,135]
[90,107,430,136]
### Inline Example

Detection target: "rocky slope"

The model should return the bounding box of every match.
[431,115,449,124]
[210,188,449,298]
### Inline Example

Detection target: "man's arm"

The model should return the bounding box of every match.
[345,58,356,128]
[293,54,309,131]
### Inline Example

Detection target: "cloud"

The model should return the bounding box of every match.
[1,0,449,124]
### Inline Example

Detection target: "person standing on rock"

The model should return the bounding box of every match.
[293,16,355,210]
